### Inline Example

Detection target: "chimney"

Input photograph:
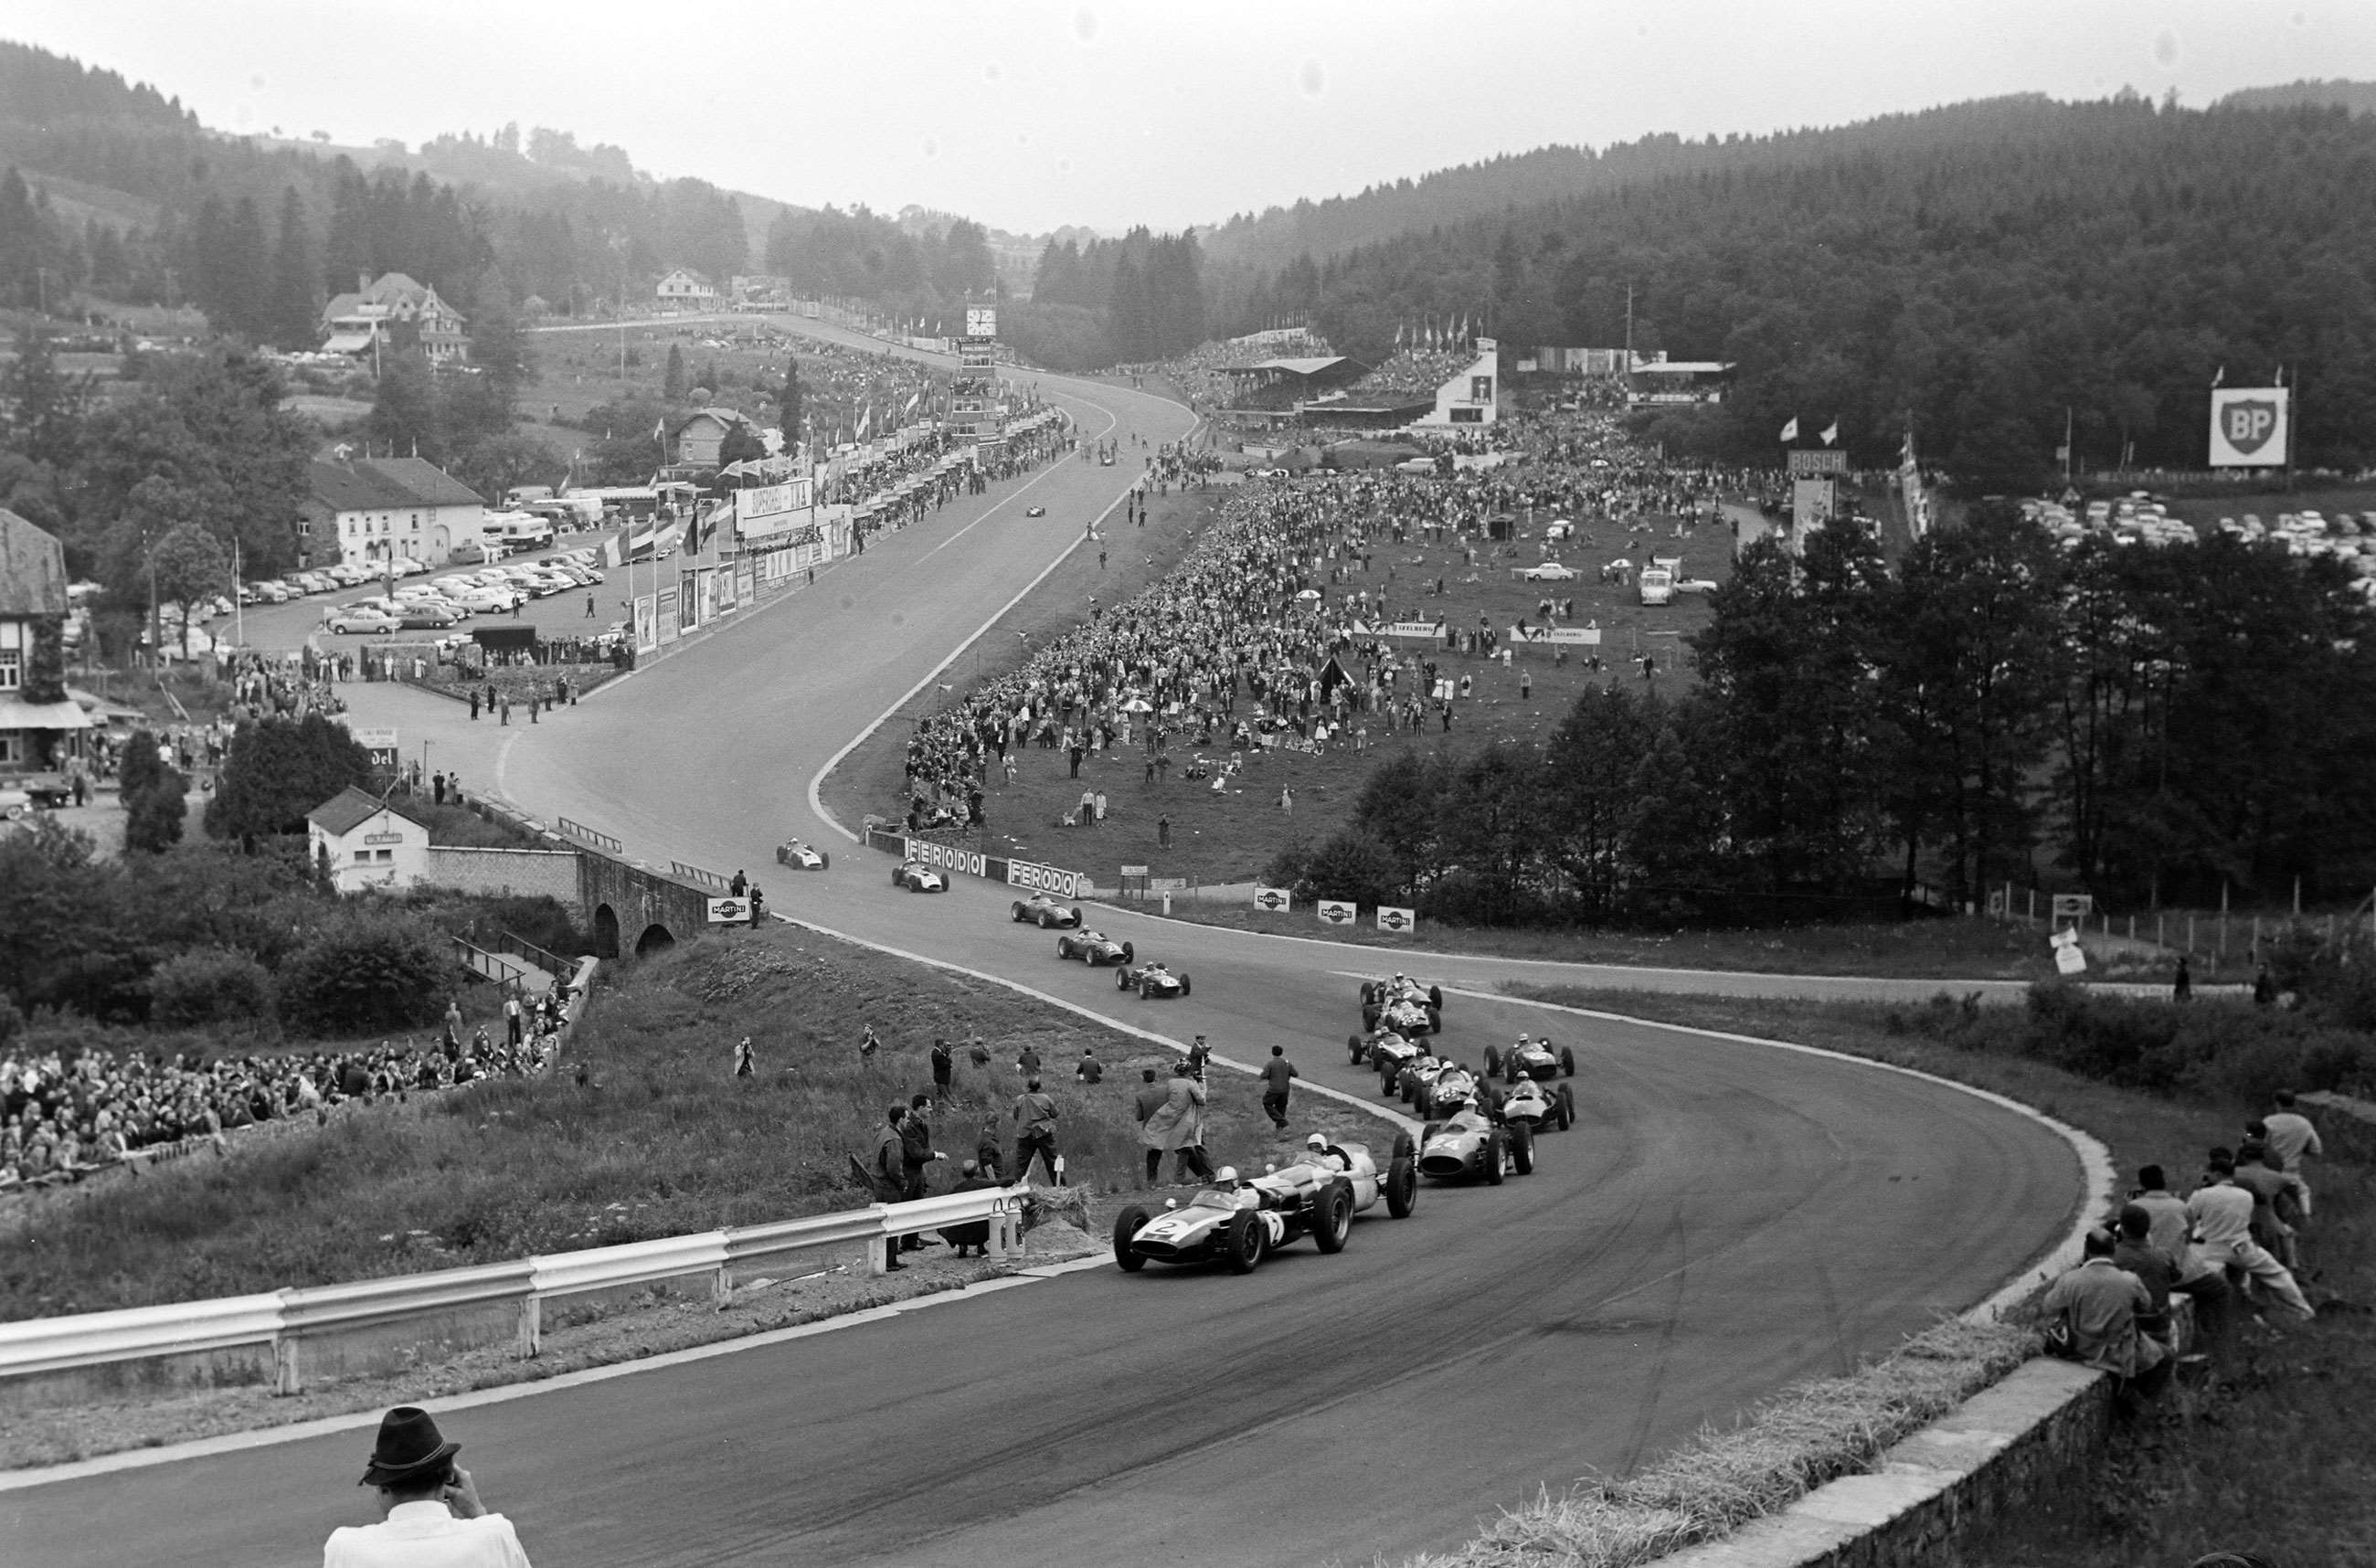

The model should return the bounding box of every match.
[359,271,371,294]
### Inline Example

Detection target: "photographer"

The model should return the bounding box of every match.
[324,1406,533,1566]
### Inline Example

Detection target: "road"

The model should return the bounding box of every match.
[0,341,2086,1567]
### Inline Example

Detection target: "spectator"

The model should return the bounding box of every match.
[2263,1090,2324,1182]
[2232,1141,2310,1269]
[732,1036,755,1079]
[1185,1034,1213,1082]
[1011,1078,1059,1184]
[324,1406,532,1568]
[898,1095,941,1251]
[1016,1042,1042,1078]
[1075,1048,1103,1085]
[1141,1061,1209,1184]
[939,1160,999,1257]
[1133,1066,1167,1185]
[2042,1227,2170,1396]
[1259,1044,1299,1130]
[859,1023,881,1059]
[871,1106,910,1272]
[965,1032,991,1070]
[974,1112,1004,1182]
[2186,1158,2314,1319]
[930,1037,954,1097]
[2129,1164,2233,1350]
[2172,953,2191,1001]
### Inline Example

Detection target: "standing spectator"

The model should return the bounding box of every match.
[729,869,748,896]
[1158,813,1172,850]
[1141,1062,1209,1183]
[872,1106,911,1271]
[2042,1227,2169,1396]
[966,1032,991,1070]
[1011,1078,1059,1184]
[2263,1090,2325,1184]
[929,1037,954,1097]
[1094,790,1108,826]
[1259,1044,1299,1131]
[859,1023,881,1059]
[2233,1141,2310,1268]
[2172,953,2192,1001]
[1185,1034,1213,1082]
[2128,1164,2233,1349]
[975,1112,1004,1182]
[504,996,523,1048]
[324,1407,533,1568]
[1016,1042,1042,1079]
[899,1095,941,1251]
[443,1001,463,1055]
[1133,1066,1168,1185]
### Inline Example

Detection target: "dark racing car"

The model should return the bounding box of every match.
[1116,959,1191,999]
[1417,1107,1537,1184]
[1011,894,1085,928]
[1498,1075,1576,1134]
[1111,1136,1417,1274]
[1056,928,1134,965]
[1360,974,1443,1036]
[1484,1034,1575,1082]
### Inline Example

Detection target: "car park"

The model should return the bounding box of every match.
[776,839,831,870]
[395,604,461,630]
[891,860,948,892]
[1110,1135,1416,1275]
[247,580,289,603]
[1116,959,1191,998]
[1010,894,1084,928]
[1416,1107,1536,1184]
[1056,928,1134,965]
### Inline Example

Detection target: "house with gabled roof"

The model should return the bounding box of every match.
[0,508,85,774]
[301,456,488,568]
[321,272,472,366]
[307,785,432,893]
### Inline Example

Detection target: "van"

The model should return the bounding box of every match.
[488,512,556,550]
[1639,567,1675,607]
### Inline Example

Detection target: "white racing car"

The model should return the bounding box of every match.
[1111,1135,1418,1274]
[891,860,948,892]
[776,839,831,871]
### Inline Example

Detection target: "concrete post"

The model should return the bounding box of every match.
[516,1296,542,1359]
[274,1335,302,1396]
[713,1266,734,1308]
[867,1235,888,1277]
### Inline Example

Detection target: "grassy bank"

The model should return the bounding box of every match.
[0,923,1382,1321]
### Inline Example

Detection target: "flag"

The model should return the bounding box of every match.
[1820,419,1840,447]
[1779,417,1799,443]
[856,406,872,439]
[1395,320,1404,348]
[903,390,920,416]
[2212,365,2223,387]
[653,418,666,441]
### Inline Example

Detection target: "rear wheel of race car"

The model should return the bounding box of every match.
[1557,1084,1577,1128]
[1510,1120,1535,1176]
[1012,901,1026,922]
[1362,1005,1381,1033]
[1118,969,1132,991]
[1113,1206,1151,1272]
[1506,1058,1522,1085]
[1038,912,1053,928]
[1380,1068,1399,1100]
[1120,942,1135,965]
[1348,1033,1365,1065]
[1427,1006,1442,1034]
[1225,1210,1266,1274]
[1561,1046,1576,1077]
[1311,1181,1353,1254]
[1386,1154,1418,1218]
[891,868,904,887]
[1484,1130,1507,1185]
[1483,1045,1502,1077]
[1359,981,1377,1006]
[1178,974,1191,997]
[1069,906,1083,927]
[1427,985,1444,1012]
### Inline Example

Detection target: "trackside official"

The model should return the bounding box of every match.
[324,1406,533,1568]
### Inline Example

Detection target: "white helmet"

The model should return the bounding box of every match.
[1306,1133,1328,1152]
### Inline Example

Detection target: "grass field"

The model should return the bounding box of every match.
[0,922,1381,1323]
[822,476,1733,889]
[1489,984,2372,1568]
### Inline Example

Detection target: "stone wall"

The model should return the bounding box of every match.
[424,845,580,901]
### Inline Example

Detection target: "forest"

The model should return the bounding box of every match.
[1273,507,2376,928]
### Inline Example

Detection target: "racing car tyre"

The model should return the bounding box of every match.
[1420,1121,1443,1145]
[1427,985,1443,1011]
[1427,1007,1442,1033]
[1392,1130,1416,1161]
[1070,906,1083,926]
[818,852,829,871]
[1386,1156,1418,1219]
[1311,1181,1353,1253]
[1118,969,1133,991]
[1510,1121,1535,1176]
[1348,1033,1365,1065]
[1380,1069,1400,1100]
[1113,1206,1151,1271]
[1359,981,1377,1006]
[1561,1046,1576,1077]
[1224,1210,1266,1274]
[1483,1130,1507,1185]
[1557,1084,1576,1129]
[1483,1046,1501,1077]
[1178,974,1191,997]
[1012,902,1027,922]
[1362,1006,1381,1033]
[1120,942,1134,965]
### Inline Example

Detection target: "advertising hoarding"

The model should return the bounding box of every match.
[2209,387,2289,467]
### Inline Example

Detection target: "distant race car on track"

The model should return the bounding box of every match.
[776,840,830,870]
[891,860,948,893]
[1415,1062,1488,1121]
[1025,505,1046,517]
[1057,928,1134,965]
[1363,1032,1427,1095]
[1484,1035,1575,1082]
[1111,1135,1416,1274]
[1116,959,1191,999]
[1011,894,1084,928]
[1417,1107,1537,1185]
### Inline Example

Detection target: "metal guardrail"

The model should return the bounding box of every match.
[556,816,623,853]
[670,861,731,891]
[0,1188,1031,1393]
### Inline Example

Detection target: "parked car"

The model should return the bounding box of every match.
[326,608,401,634]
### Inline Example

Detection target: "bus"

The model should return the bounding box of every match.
[1638,566,1675,606]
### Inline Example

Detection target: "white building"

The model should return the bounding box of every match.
[1413,339,1504,428]
[319,272,472,366]
[655,269,719,309]
[307,786,431,893]
[302,456,488,568]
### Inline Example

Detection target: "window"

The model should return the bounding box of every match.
[0,734,20,764]
[1470,376,1494,403]
[0,649,18,690]
[376,848,394,862]
[353,848,370,863]
[1450,408,1483,423]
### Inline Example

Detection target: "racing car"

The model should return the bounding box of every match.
[1394,1051,1452,1108]
[1416,1107,1537,1185]
[776,839,831,871]
[1415,1061,1489,1120]
[891,860,948,892]
[1025,505,1047,517]
[1111,1134,1417,1274]
[1010,894,1085,928]
[1056,928,1134,965]
[1360,974,1443,1036]
[1116,959,1191,999]
[1497,1075,1576,1134]
[1483,1034,1575,1082]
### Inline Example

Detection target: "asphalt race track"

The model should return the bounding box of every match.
[0,341,2085,1568]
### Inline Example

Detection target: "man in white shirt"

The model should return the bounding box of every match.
[324,1406,533,1568]
[2186,1160,2315,1319]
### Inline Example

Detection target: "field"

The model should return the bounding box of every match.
[1505,984,2373,1568]
[822,476,1733,890]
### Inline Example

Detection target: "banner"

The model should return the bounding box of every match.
[1375,906,1416,933]
[1251,885,1293,914]
[2209,387,2288,467]
[1354,620,1448,643]
[1316,900,1356,926]
[735,478,816,540]
[633,595,657,654]
[908,839,989,879]
[655,596,680,646]
[1005,856,1086,899]
[706,895,754,924]
[1508,625,1602,647]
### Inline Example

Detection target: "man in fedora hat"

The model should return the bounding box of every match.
[324,1405,534,1566]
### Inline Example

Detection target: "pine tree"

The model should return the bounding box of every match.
[270,186,316,347]
[777,359,801,445]
[663,343,685,400]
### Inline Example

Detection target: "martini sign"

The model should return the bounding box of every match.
[2209,387,2289,468]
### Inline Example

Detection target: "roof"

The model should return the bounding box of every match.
[307,785,428,837]
[0,693,89,731]
[308,457,486,514]
[1218,356,1352,378]
[1631,360,1734,376]
[0,509,69,617]
[322,331,378,354]
[675,408,752,436]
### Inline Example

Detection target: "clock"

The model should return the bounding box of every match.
[965,307,997,338]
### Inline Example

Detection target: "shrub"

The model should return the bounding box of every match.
[277,911,453,1035]
[1290,829,1406,909]
[119,729,165,799]
[122,772,187,853]
[148,948,277,1032]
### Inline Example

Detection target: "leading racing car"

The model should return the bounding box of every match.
[1360,974,1443,1036]
[1011,894,1085,928]
[1116,959,1191,999]
[776,839,830,871]
[1484,1034,1575,1082]
[1111,1134,1417,1274]
[891,860,948,892]
[1416,1107,1537,1185]
[1056,928,1134,965]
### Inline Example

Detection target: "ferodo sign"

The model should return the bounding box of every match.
[1006,857,1085,899]
[907,839,989,879]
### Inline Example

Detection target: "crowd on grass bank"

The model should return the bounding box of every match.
[2042,1089,2328,1399]
[891,408,1734,835]
[0,991,570,1192]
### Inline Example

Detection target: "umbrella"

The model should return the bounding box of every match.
[1121,698,1154,714]
[1296,588,1321,601]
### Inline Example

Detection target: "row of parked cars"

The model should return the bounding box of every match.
[321,550,608,636]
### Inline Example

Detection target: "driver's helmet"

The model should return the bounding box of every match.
[1215,1166,1238,1184]
[1393,971,1405,982]
[1306,1133,1328,1152]
[1515,1034,1530,1046]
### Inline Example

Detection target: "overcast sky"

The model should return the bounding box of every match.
[9,0,2375,234]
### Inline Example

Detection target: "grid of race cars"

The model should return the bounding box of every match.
[821,848,1582,1273]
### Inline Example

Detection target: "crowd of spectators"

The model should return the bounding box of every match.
[0,990,570,1192]
[1354,344,1484,397]
[1149,330,1333,411]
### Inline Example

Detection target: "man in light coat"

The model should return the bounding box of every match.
[1140,1062,1211,1183]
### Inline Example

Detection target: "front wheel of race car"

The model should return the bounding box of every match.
[1347,1033,1365,1065]
[1120,942,1135,965]
[1177,974,1192,997]
[891,868,904,887]
[1379,1070,1399,1101]
[1113,1206,1151,1271]
[1483,1129,1507,1185]
[1428,985,1444,1012]
[1311,1181,1353,1254]
[1359,980,1377,1006]
[1225,1210,1266,1274]
[1510,1120,1535,1176]
[1012,902,1026,922]
[1069,906,1083,927]
[1483,1046,1502,1077]
[1117,969,1133,991]
[1427,1006,1442,1034]
[818,851,830,871]
[1362,1006,1381,1033]
[1386,1154,1418,1218]
[1561,1046,1576,1077]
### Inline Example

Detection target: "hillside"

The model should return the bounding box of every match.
[2219,79,2376,114]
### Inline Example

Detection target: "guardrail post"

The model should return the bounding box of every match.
[713,1265,733,1308]
[866,1224,889,1277]
[274,1333,302,1396]
[516,1295,542,1359]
